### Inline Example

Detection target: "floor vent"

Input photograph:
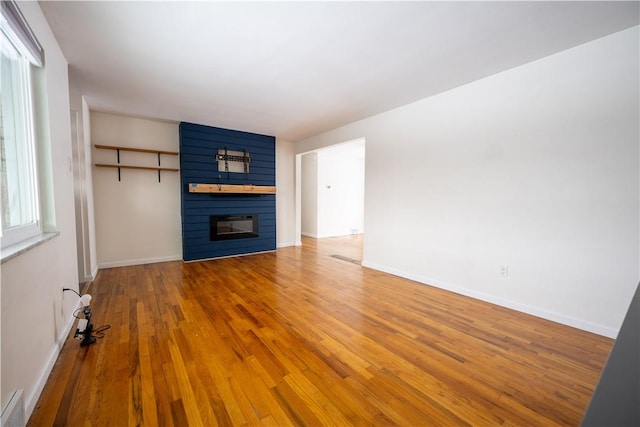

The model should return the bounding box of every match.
[1,389,24,427]
[330,254,361,265]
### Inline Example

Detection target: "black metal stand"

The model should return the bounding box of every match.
[77,305,97,347]
[80,323,96,347]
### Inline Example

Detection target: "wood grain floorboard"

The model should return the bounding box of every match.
[28,235,612,426]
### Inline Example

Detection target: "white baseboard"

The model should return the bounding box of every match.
[90,264,99,281]
[277,241,295,248]
[80,264,99,284]
[98,254,182,269]
[80,274,93,283]
[361,259,618,339]
[301,232,318,238]
[24,312,77,421]
[317,232,363,239]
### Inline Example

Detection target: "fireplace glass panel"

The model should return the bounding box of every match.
[210,214,259,240]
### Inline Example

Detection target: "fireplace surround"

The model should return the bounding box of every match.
[180,122,276,261]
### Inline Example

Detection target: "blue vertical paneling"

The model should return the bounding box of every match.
[180,122,276,261]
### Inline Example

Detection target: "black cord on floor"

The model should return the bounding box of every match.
[92,325,111,339]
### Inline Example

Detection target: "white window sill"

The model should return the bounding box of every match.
[1,232,60,264]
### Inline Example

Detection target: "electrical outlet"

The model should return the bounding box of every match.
[499,265,509,278]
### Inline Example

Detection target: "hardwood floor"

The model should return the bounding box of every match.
[29,236,612,426]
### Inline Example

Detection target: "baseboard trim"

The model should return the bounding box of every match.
[98,255,183,269]
[90,265,99,281]
[317,232,363,239]
[24,312,76,421]
[301,232,318,238]
[361,260,618,339]
[277,241,295,248]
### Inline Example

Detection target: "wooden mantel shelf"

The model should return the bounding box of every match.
[188,183,276,194]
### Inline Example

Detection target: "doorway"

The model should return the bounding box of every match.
[296,138,365,260]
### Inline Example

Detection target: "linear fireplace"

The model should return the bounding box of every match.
[210,214,259,241]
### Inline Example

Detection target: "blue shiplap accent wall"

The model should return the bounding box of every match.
[179,122,276,261]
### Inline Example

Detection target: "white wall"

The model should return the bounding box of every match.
[296,27,640,337]
[301,152,318,237]
[0,1,79,417]
[276,139,296,247]
[91,112,182,267]
[316,141,365,238]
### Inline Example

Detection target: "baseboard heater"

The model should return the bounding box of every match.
[1,389,24,427]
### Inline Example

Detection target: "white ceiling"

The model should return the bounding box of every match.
[39,1,639,141]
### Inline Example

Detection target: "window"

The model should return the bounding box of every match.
[0,0,44,248]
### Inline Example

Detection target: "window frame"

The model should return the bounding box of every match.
[0,0,44,250]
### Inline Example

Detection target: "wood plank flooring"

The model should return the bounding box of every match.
[29,236,613,426]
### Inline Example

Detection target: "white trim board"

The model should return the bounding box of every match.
[98,254,182,269]
[24,312,77,421]
[277,241,295,248]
